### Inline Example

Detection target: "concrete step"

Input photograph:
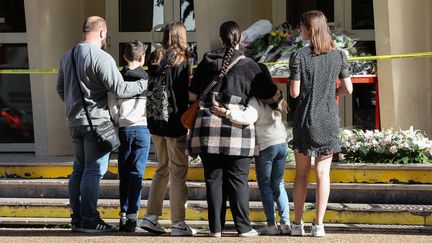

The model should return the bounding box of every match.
[1,217,431,234]
[0,198,431,225]
[1,179,432,204]
[2,161,432,184]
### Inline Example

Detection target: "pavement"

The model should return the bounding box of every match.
[0,228,431,243]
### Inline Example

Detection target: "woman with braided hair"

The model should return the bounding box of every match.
[188,21,283,237]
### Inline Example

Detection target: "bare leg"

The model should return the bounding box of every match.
[314,154,332,225]
[293,151,311,224]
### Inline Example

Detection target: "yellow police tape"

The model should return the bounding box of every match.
[1,51,431,74]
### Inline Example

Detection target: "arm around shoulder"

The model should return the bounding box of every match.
[96,55,147,98]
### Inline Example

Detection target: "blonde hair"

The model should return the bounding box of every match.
[300,10,335,55]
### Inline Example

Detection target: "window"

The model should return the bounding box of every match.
[0,0,26,32]
[180,0,195,31]
[286,0,334,27]
[351,0,374,30]
[0,44,33,143]
[119,0,164,32]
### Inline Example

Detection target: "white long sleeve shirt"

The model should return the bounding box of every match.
[226,97,287,150]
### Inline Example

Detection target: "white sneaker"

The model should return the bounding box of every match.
[280,224,291,235]
[209,232,222,237]
[259,225,279,235]
[290,221,305,236]
[311,223,325,237]
[239,229,258,237]
[140,217,166,234]
[171,221,197,236]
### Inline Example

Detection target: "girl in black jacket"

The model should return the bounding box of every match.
[141,22,196,236]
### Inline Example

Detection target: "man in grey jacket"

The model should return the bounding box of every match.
[56,16,147,233]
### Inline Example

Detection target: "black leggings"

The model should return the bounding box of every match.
[201,153,253,234]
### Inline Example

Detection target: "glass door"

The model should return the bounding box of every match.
[0,0,34,152]
[106,0,197,66]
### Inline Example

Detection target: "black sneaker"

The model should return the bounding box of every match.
[71,214,82,232]
[81,219,117,233]
[71,223,83,232]
[119,219,138,232]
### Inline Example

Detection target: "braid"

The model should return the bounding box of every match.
[219,44,236,80]
[218,21,241,80]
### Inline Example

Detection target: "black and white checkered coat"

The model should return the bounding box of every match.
[188,49,280,157]
[189,94,256,156]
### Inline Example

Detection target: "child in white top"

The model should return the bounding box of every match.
[108,40,150,232]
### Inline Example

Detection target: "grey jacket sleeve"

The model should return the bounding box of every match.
[96,56,146,98]
[56,60,65,102]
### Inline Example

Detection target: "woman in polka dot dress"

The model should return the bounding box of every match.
[288,10,353,237]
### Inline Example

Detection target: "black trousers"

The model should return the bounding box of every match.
[201,153,253,234]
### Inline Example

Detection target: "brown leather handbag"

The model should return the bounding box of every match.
[181,99,200,129]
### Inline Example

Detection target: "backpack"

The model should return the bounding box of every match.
[146,66,184,136]
[146,67,174,122]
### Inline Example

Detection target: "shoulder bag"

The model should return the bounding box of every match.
[71,47,120,153]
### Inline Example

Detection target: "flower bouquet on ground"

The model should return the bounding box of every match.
[340,127,432,164]
[241,19,377,77]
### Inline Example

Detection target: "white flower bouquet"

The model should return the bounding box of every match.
[340,127,432,164]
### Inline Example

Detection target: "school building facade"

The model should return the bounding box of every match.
[0,0,431,156]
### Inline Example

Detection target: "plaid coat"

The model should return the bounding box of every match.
[188,49,279,157]
[189,94,256,156]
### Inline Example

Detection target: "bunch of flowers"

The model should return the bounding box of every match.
[340,127,432,164]
[241,21,376,76]
[243,22,304,66]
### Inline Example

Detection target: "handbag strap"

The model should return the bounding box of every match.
[199,55,246,99]
[70,47,94,130]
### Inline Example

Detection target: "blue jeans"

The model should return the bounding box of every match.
[255,143,290,225]
[68,126,110,227]
[118,126,151,215]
